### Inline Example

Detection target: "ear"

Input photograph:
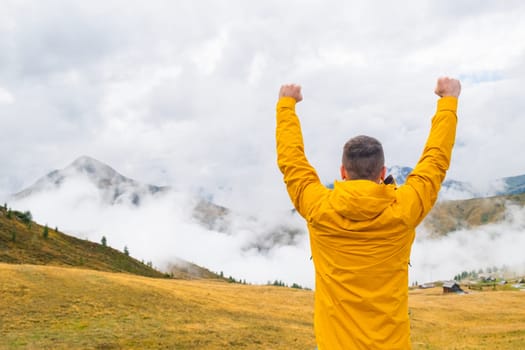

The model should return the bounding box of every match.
[340,165,348,180]
[380,166,387,181]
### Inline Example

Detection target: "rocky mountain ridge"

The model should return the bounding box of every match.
[12,157,525,207]
[12,156,170,206]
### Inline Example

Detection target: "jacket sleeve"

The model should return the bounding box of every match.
[400,96,458,227]
[276,97,328,219]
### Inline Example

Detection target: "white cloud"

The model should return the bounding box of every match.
[411,204,525,284]
[2,1,525,193]
[10,171,525,289]
[0,86,14,104]
[10,176,314,287]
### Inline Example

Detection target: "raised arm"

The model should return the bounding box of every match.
[400,77,461,226]
[276,84,328,219]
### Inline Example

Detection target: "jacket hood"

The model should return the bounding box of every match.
[329,180,396,221]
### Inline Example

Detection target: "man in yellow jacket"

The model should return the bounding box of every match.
[276,77,460,349]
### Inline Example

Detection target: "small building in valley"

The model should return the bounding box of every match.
[443,281,464,294]
[419,282,435,289]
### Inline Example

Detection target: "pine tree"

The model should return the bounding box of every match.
[43,225,49,239]
[22,211,32,224]
[101,236,107,247]
[124,246,129,256]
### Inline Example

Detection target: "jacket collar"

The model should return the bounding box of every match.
[329,180,396,221]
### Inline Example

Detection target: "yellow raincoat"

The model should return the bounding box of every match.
[276,96,458,349]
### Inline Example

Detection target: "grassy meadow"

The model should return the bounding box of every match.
[1,263,524,349]
[409,287,525,349]
[0,263,315,350]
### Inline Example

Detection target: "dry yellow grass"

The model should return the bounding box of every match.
[2,263,524,349]
[0,263,315,349]
[410,287,525,349]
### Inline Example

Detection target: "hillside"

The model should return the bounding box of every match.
[0,204,166,278]
[423,192,525,237]
[166,258,225,279]
[2,263,525,349]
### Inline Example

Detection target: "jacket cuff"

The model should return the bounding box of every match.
[277,97,297,110]
[437,96,458,112]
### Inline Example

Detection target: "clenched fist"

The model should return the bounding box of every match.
[434,77,461,98]
[279,84,303,102]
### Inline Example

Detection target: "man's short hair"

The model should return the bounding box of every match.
[342,135,384,181]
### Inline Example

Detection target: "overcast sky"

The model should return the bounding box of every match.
[2,0,525,208]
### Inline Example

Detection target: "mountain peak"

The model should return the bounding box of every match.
[386,166,413,185]
[69,156,121,180]
[71,155,105,168]
[12,156,170,205]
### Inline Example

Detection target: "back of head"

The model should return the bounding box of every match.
[342,135,384,181]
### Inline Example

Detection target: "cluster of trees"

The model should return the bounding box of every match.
[266,280,309,290]
[453,270,480,281]
[219,271,248,284]
[3,204,37,238]
[453,265,509,281]
[8,209,33,225]
[5,202,55,237]
[216,272,310,289]
[218,272,308,289]
[3,203,58,240]
[100,235,131,257]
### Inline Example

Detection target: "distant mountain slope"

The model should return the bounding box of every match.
[387,166,479,200]
[167,258,225,279]
[387,166,525,200]
[9,156,304,254]
[328,169,525,200]
[423,192,525,237]
[0,204,221,279]
[9,155,233,241]
[12,156,170,206]
[497,174,525,195]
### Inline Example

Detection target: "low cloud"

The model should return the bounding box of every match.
[10,171,525,289]
[411,204,525,284]
[10,177,315,288]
